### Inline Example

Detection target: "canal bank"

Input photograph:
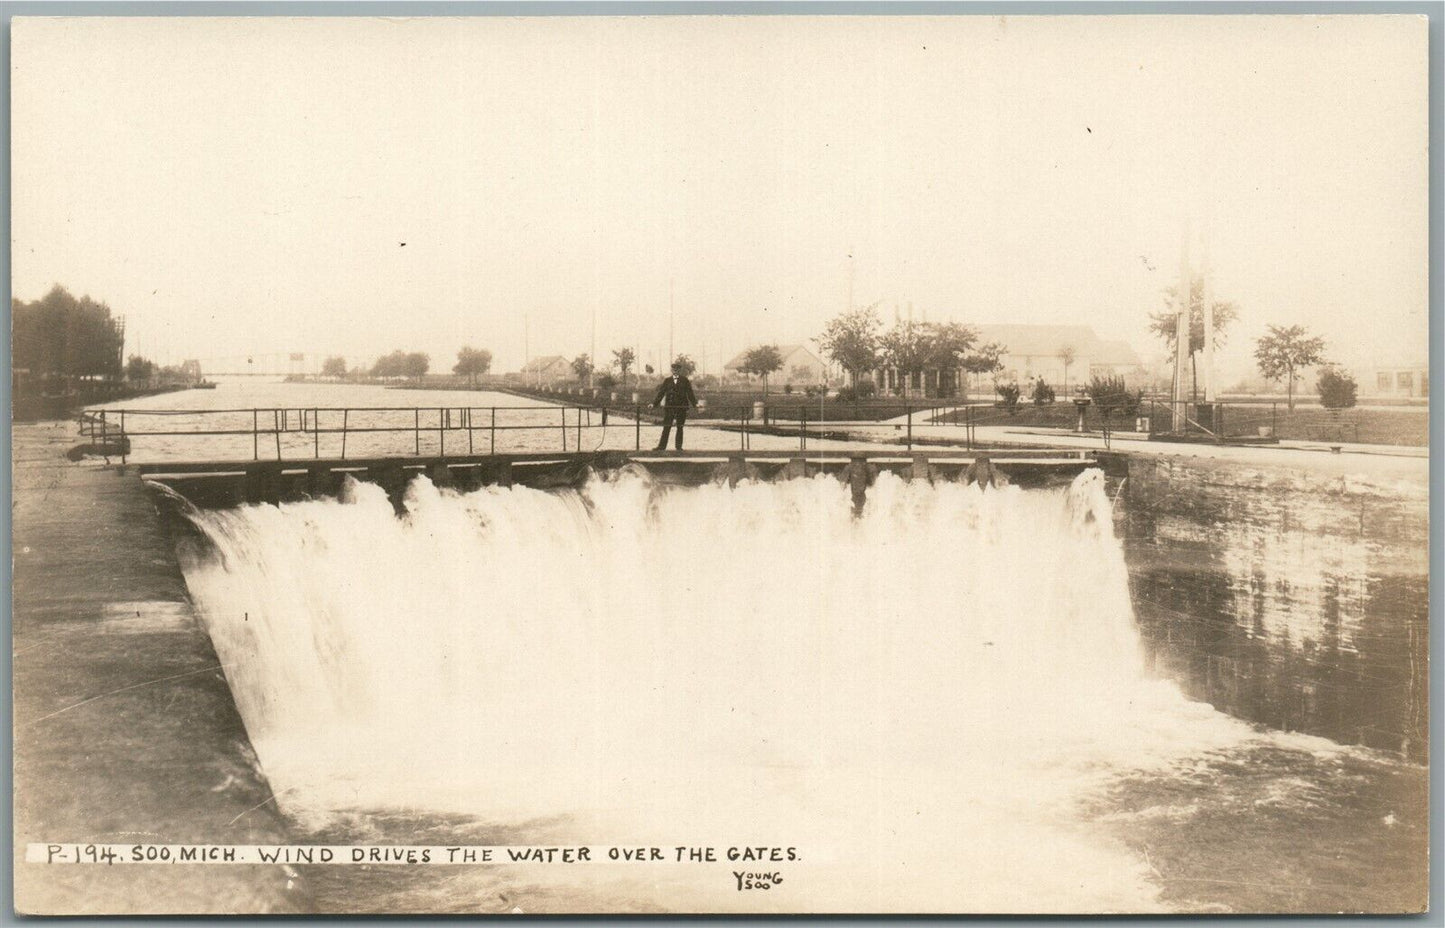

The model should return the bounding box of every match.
[1119,452,1429,760]
[11,421,305,914]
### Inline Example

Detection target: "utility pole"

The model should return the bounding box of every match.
[1202,228,1216,404]
[1172,225,1192,432]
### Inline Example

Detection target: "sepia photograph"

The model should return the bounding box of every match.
[8,9,1433,916]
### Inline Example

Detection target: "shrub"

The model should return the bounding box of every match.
[1086,374,1142,420]
[838,379,878,403]
[783,383,793,395]
[1031,379,1056,406]
[996,382,1021,413]
[1317,367,1358,410]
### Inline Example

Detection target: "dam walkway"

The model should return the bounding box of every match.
[130,446,1107,509]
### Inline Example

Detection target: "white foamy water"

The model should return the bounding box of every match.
[177,468,1259,912]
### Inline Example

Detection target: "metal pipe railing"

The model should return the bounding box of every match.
[79,399,1018,464]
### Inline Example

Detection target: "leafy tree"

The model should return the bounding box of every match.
[739,344,784,396]
[595,371,618,392]
[924,321,979,398]
[1059,345,1076,394]
[125,355,156,383]
[371,350,429,379]
[1031,378,1056,406]
[453,346,492,386]
[879,320,933,398]
[816,302,883,385]
[370,351,404,378]
[1317,367,1358,411]
[960,342,1006,402]
[671,354,696,377]
[571,353,593,384]
[402,352,429,379]
[321,356,348,378]
[13,285,125,380]
[876,320,981,398]
[1149,275,1240,399]
[1254,324,1326,411]
[611,347,636,386]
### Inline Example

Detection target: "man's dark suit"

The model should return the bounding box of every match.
[652,375,698,450]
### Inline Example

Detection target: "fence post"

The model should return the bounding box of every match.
[491,407,496,454]
[577,406,582,449]
[253,409,259,460]
[274,409,282,460]
[635,405,641,451]
[800,407,807,451]
[119,411,127,464]
[414,408,420,455]
[1272,402,1278,436]
[341,409,348,460]
[314,408,320,458]
[906,401,913,451]
[439,407,445,456]
[468,407,474,454]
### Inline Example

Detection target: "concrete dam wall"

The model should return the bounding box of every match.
[1119,453,1429,761]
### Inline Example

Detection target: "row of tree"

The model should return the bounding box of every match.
[317,278,1341,411]
[13,285,126,381]
[318,346,496,385]
[812,303,1005,398]
[806,277,1342,411]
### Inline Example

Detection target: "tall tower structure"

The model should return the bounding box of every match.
[1172,227,1192,432]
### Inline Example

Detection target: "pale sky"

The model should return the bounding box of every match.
[11,14,1429,379]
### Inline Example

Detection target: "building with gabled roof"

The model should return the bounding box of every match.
[517,355,572,384]
[722,344,831,385]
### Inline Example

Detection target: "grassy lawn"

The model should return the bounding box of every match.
[500,385,1427,446]
[1239,406,1427,446]
[949,402,1427,446]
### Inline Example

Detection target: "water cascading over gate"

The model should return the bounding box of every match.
[175,468,1251,912]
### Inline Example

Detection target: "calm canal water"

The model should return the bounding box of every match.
[88,379,890,462]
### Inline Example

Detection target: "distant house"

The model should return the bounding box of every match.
[1089,340,1148,381]
[872,323,1147,398]
[723,345,830,385]
[518,355,572,385]
[1363,360,1428,399]
[975,324,1144,392]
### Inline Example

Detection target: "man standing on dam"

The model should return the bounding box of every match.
[652,361,698,450]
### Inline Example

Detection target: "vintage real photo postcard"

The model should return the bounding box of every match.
[9,11,1431,916]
